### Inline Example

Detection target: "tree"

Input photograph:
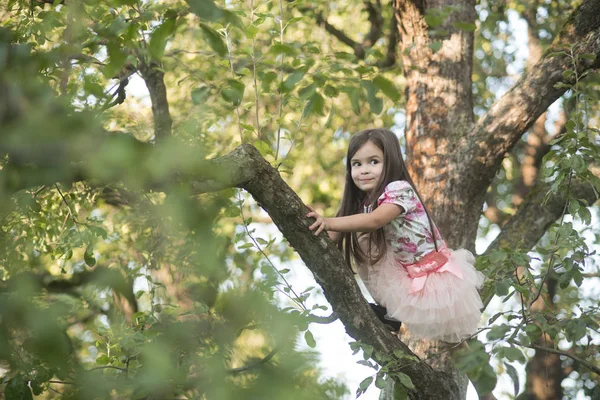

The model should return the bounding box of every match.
[1,0,599,399]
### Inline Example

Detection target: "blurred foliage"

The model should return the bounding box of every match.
[0,0,600,399]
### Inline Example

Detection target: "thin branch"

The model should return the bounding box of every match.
[249,0,261,140]
[363,0,384,48]
[89,365,128,372]
[227,347,278,373]
[307,312,338,324]
[225,30,244,143]
[377,12,399,69]
[514,341,600,375]
[582,273,600,278]
[528,170,573,308]
[275,0,285,160]
[55,183,81,225]
[237,194,306,311]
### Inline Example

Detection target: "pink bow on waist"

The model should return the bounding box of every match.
[403,248,463,294]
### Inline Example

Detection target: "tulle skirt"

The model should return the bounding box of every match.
[366,248,485,343]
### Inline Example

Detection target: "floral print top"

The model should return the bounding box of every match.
[375,180,444,265]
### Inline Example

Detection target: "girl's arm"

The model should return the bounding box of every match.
[307,203,403,236]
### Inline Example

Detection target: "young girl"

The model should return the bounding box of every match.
[307,128,484,342]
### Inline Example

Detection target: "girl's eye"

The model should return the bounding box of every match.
[352,162,361,167]
[369,160,379,165]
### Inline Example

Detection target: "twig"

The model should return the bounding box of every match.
[237,194,307,311]
[225,29,244,143]
[275,0,285,160]
[89,365,128,372]
[529,169,573,308]
[307,312,338,324]
[55,183,81,225]
[227,347,278,373]
[250,0,261,140]
[514,341,600,375]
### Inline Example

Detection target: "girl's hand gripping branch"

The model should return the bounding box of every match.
[306,206,329,236]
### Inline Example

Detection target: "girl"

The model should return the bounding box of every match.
[307,128,484,342]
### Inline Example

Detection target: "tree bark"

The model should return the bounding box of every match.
[393,0,478,249]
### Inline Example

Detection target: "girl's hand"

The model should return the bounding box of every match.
[306,206,327,236]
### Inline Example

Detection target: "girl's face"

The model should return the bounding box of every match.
[350,140,384,193]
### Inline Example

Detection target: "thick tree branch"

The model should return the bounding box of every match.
[313,12,365,58]
[304,1,390,63]
[484,177,598,256]
[364,0,384,48]
[377,13,399,69]
[467,0,600,189]
[140,62,173,142]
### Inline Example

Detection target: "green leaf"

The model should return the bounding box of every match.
[375,374,387,389]
[221,79,245,105]
[103,42,127,78]
[489,250,507,263]
[472,364,497,396]
[393,382,408,399]
[84,246,96,267]
[362,344,374,360]
[281,71,304,93]
[424,13,444,28]
[502,346,525,363]
[505,363,520,396]
[486,324,511,340]
[578,206,591,225]
[323,85,339,98]
[361,80,382,114]
[270,43,298,56]
[298,83,317,99]
[199,23,226,56]
[578,53,596,61]
[96,354,110,365]
[191,86,211,105]
[562,70,575,80]
[303,93,325,117]
[254,140,272,155]
[348,87,361,115]
[358,376,373,390]
[304,330,316,348]
[570,155,587,174]
[453,21,476,31]
[149,16,177,60]
[372,76,401,102]
[429,41,443,53]
[246,25,259,39]
[395,372,415,389]
[187,0,242,27]
[5,376,33,400]
[495,280,509,296]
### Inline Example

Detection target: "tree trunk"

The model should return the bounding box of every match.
[394,0,479,249]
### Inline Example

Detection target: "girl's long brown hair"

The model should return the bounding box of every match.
[336,128,437,269]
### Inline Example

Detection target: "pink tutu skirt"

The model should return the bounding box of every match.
[366,247,485,343]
